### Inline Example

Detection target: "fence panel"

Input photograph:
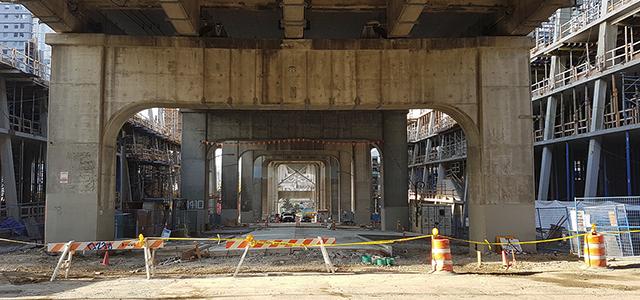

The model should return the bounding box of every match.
[570,197,640,258]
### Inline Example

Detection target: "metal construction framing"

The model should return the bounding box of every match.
[532,0,640,200]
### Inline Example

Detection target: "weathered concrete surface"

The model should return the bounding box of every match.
[46,34,535,245]
[381,111,409,231]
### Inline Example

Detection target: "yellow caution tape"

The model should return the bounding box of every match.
[443,233,588,246]
[251,234,434,248]
[141,229,640,249]
[0,237,44,247]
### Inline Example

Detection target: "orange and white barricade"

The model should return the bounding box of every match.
[584,225,607,268]
[47,234,164,281]
[430,228,454,273]
[225,237,336,250]
[230,235,337,276]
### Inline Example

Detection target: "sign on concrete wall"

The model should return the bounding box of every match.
[59,172,69,184]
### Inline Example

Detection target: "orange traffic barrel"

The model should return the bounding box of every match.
[431,228,453,272]
[583,225,607,268]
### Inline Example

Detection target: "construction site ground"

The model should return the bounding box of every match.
[1,227,640,299]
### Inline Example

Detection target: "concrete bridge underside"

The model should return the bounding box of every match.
[45,34,535,246]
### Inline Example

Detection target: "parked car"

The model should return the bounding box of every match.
[281,212,296,223]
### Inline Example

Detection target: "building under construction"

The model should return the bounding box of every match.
[406,0,640,240]
[531,0,640,200]
[407,110,467,236]
[0,43,48,239]
[115,109,182,238]
[0,10,183,239]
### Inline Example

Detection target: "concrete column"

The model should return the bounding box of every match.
[0,78,18,220]
[538,95,557,200]
[45,43,112,242]
[338,148,352,218]
[467,44,536,248]
[381,111,409,231]
[221,142,239,225]
[353,143,372,225]
[584,22,617,197]
[265,161,276,216]
[179,113,208,231]
[252,156,263,221]
[239,150,255,223]
[181,113,206,202]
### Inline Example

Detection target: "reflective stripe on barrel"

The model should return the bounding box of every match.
[431,238,453,272]
[584,233,607,268]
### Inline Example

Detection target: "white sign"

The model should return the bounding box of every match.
[187,200,205,210]
[59,172,69,184]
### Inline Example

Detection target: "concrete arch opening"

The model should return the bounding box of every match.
[45,35,535,248]
[406,109,471,236]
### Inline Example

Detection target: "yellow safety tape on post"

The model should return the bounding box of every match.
[483,239,491,251]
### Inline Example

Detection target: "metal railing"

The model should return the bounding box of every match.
[0,45,50,82]
[532,34,640,98]
[531,0,639,57]
[532,0,604,55]
[407,113,457,142]
[129,113,181,144]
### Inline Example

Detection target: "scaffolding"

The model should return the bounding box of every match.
[0,45,48,239]
[115,108,182,238]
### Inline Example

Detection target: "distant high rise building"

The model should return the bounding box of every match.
[34,19,53,65]
[0,2,52,66]
[0,3,33,53]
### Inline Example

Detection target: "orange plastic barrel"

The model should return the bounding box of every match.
[431,238,454,272]
[583,233,606,268]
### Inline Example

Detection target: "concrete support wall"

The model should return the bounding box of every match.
[45,34,535,243]
[381,111,409,231]
[45,42,112,242]
[467,44,535,249]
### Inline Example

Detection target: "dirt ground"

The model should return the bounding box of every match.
[1,240,640,299]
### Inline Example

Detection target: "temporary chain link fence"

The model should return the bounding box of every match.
[569,196,640,258]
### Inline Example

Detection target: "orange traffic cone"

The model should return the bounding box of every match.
[430,228,454,273]
[101,250,110,266]
[584,224,607,268]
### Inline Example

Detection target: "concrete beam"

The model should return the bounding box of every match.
[160,0,200,36]
[387,0,426,38]
[281,0,306,39]
[20,0,84,32]
[491,0,574,35]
